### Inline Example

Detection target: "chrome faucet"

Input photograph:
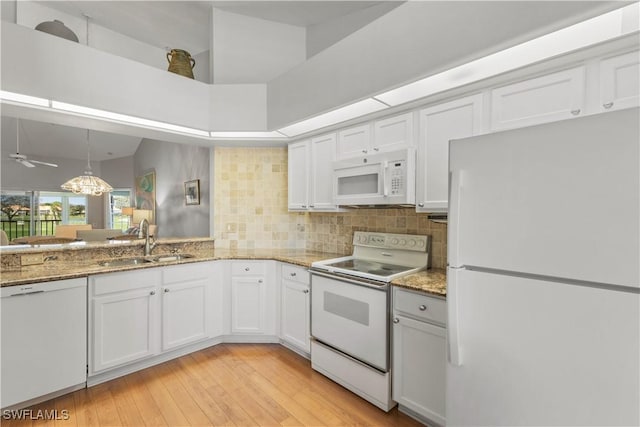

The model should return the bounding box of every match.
[139,218,156,256]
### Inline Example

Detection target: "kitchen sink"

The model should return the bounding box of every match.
[97,257,153,267]
[152,254,195,262]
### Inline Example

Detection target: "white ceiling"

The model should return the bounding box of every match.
[37,1,387,54]
[1,116,142,162]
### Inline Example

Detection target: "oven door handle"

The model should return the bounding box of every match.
[310,270,389,291]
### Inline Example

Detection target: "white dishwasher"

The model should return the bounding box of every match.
[1,278,87,409]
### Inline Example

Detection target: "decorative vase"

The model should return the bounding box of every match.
[35,20,79,42]
[166,49,195,79]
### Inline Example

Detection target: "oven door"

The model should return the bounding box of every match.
[311,273,388,371]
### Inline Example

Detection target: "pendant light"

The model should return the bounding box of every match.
[61,129,113,196]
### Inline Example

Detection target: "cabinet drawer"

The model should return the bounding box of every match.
[282,264,310,285]
[91,269,161,296]
[394,287,446,325]
[231,261,266,276]
[163,262,213,284]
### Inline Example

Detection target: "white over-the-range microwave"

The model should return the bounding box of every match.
[332,148,416,206]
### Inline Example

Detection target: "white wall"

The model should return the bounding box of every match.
[212,8,306,84]
[306,2,400,59]
[133,139,210,238]
[101,155,135,190]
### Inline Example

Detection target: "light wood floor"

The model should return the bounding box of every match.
[4,344,425,427]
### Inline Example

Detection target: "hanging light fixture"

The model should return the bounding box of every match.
[61,129,113,196]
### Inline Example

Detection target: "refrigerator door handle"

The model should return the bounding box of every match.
[448,170,464,266]
[447,270,463,366]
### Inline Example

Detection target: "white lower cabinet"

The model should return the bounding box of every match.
[392,287,447,426]
[1,278,87,408]
[280,263,311,354]
[89,262,218,375]
[230,261,277,336]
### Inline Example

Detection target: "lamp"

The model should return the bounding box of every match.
[121,207,134,228]
[61,129,114,196]
[132,209,153,226]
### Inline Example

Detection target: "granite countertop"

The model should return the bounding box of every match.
[0,242,447,296]
[392,269,447,297]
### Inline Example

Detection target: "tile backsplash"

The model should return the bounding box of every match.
[213,147,447,269]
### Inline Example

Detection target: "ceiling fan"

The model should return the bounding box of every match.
[8,119,58,168]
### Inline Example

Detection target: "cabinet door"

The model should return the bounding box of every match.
[281,279,310,353]
[337,124,371,158]
[310,133,338,211]
[392,315,446,426]
[231,276,266,334]
[373,112,414,153]
[490,67,585,130]
[161,279,209,351]
[599,50,639,112]
[288,141,309,210]
[417,94,483,212]
[92,287,159,373]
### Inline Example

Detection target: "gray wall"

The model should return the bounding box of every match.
[133,139,210,238]
[101,155,135,190]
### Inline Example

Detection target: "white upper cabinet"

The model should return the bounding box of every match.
[309,133,338,210]
[373,112,415,153]
[288,134,339,212]
[337,125,371,158]
[599,50,640,112]
[490,66,586,131]
[417,94,483,213]
[287,141,310,210]
[336,112,414,159]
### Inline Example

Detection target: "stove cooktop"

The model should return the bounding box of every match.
[323,259,414,277]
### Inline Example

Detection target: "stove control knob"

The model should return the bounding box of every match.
[358,235,368,243]
[408,239,416,247]
[417,240,425,248]
[400,239,406,246]
[391,238,399,245]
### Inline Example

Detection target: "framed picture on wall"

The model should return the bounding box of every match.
[184,179,200,205]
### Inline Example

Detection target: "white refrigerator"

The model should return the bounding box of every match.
[446,108,640,426]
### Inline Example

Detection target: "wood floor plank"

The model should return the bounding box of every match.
[86,383,123,427]
[173,356,238,426]
[53,392,76,427]
[7,344,426,427]
[71,388,100,427]
[135,368,190,426]
[121,372,168,427]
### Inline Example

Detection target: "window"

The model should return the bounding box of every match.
[108,189,133,232]
[0,191,88,240]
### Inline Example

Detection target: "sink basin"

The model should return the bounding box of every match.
[152,254,195,262]
[98,257,153,267]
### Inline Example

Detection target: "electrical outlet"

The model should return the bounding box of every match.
[21,253,44,266]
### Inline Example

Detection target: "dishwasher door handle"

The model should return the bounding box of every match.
[9,290,45,297]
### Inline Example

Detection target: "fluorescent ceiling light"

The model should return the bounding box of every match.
[278,98,388,137]
[210,131,287,138]
[51,101,210,138]
[0,90,50,107]
[375,4,637,106]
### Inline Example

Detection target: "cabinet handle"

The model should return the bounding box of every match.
[290,272,297,277]
[245,267,250,271]
[150,290,156,296]
[419,304,427,311]
[373,147,379,152]
[418,202,425,207]
[164,288,170,293]
[362,149,368,154]
[301,205,307,209]
[570,109,581,116]
[258,279,263,283]
[303,289,309,294]
[603,102,614,109]
[393,318,400,324]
